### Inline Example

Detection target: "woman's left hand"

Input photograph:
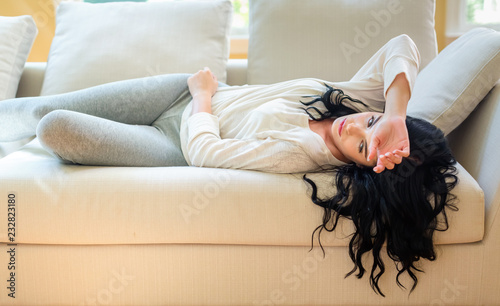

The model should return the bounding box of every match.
[188,67,218,115]
[188,67,218,98]
[367,115,410,173]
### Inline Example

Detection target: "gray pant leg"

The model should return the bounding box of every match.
[0,74,191,142]
[37,110,188,167]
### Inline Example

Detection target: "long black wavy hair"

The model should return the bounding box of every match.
[302,84,459,296]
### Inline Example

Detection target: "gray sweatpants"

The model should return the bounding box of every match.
[0,74,199,167]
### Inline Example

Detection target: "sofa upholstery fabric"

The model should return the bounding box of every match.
[0,15,37,101]
[2,0,500,304]
[41,0,232,96]
[0,138,484,246]
[248,0,437,84]
[408,27,500,135]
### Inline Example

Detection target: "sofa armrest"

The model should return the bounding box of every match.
[448,81,500,234]
[226,59,248,86]
[16,62,46,98]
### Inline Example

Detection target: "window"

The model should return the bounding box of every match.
[467,0,500,25]
[229,0,249,37]
[447,0,500,37]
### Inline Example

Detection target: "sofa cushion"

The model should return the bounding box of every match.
[40,0,232,96]
[248,0,437,84]
[0,138,484,246]
[407,27,500,136]
[0,15,37,101]
[0,16,38,159]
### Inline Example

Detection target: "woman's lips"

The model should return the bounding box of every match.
[339,118,346,136]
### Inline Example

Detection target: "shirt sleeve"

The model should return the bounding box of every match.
[186,112,318,173]
[329,34,421,112]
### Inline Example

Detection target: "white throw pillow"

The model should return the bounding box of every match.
[41,0,232,96]
[407,27,500,136]
[248,0,437,84]
[0,15,37,101]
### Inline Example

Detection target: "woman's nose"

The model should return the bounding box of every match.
[346,122,363,136]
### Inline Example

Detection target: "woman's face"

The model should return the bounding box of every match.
[330,112,383,167]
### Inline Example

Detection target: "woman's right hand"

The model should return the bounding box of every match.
[368,114,410,173]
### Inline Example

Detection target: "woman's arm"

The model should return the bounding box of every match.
[185,68,316,173]
[385,72,410,119]
[368,72,411,173]
[341,34,419,173]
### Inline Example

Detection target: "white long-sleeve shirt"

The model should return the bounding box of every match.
[179,34,420,173]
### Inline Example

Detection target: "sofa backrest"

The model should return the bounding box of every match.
[448,81,500,222]
[248,0,437,84]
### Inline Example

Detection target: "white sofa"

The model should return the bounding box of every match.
[1,0,499,305]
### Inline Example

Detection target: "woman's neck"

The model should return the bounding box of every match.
[308,118,349,163]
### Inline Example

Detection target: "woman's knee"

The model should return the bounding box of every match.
[36,110,76,156]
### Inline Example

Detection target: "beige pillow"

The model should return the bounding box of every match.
[41,1,232,96]
[248,0,437,84]
[0,15,37,101]
[407,27,500,135]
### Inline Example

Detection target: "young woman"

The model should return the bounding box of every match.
[0,34,458,295]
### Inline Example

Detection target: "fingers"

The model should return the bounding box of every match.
[202,67,213,77]
[192,67,215,79]
[384,151,403,164]
[373,155,392,173]
[198,67,218,85]
[188,70,219,98]
[373,151,405,173]
[202,67,216,77]
[373,164,385,173]
[367,138,380,162]
[393,147,410,158]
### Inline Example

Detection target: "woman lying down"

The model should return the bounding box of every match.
[0,34,458,296]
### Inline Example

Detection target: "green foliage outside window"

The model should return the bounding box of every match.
[230,0,249,36]
[466,0,500,24]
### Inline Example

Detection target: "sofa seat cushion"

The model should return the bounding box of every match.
[0,139,484,246]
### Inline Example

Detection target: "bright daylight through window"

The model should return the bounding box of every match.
[467,0,500,25]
